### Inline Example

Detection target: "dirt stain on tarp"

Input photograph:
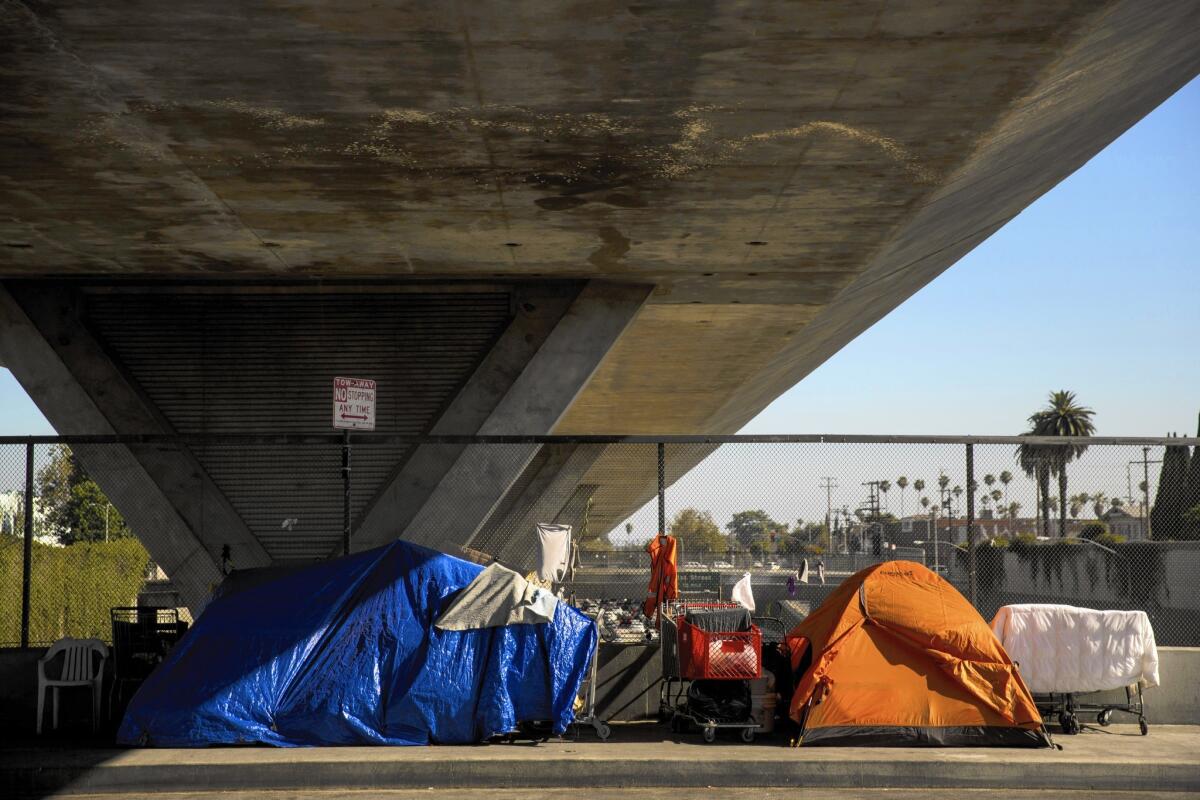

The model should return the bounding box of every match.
[587,226,630,268]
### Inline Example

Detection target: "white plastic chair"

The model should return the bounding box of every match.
[37,637,108,734]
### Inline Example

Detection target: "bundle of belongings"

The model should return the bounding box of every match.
[782,561,1049,747]
[117,541,596,746]
[990,604,1159,694]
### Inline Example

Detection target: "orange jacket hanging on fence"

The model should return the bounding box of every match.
[642,533,679,619]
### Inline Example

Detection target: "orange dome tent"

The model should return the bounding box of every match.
[784,561,1048,747]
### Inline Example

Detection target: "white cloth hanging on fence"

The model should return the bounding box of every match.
[535,523,572,583]
[731,572,755,612]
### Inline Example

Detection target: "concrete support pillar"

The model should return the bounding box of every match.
[0,283,269,612]
[398,282,651,553]
[486,443,606,569]
[348,286,578,551]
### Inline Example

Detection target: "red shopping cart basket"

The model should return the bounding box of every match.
[676,617,762,680]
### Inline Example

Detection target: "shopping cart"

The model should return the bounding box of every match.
[660,600,762,743]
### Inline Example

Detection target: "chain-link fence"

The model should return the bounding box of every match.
[3,434,1198,648]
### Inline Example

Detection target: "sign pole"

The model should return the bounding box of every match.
[21,443,33,649]
[332,376,376,557]
[342,429,351,556]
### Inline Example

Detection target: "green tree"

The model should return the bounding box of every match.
[668,508,726,556]
[1151,437,1192,540]
[725,509,782,551]
[38,445,131,545]
[1184,412,1200,538]
[896,476,908,516]
[878,480,891,512]
[1025,391,1095,537]
[793,520,830,551]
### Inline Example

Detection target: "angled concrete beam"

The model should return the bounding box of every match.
[486,443,606,569]
[348,285,579,552]
[398,281,652,553]
[0,283,269,612]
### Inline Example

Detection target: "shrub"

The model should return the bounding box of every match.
[0,537,149,646]
[1079,521,1109,540]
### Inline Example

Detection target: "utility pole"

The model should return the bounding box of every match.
[1143,446,1152,540]
[862,481,883,556]
[819,477,838,544]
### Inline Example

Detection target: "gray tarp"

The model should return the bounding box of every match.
[434,563,557,630]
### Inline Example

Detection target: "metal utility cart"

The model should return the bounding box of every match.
[991,604,1156,737]
[660,600,763,743]
[572,629,611,740]
[1036,685,1148,736]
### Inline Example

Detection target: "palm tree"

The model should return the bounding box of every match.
[999,470,1013,508]
[879,480,891,512]
[991,489,1002,507]
[1111,497,1124,510]
[1068,494,1084,519]
[1029,390,1096,537]
[1008,501,1021,521]
[1091,492,1108,518]
[1017,440,1052,538]
[913,479,926,512]
[897,476,909,516]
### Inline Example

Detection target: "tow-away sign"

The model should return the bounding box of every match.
[333,377,376,430]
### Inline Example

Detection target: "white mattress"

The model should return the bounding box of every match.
[990,604,1159,694]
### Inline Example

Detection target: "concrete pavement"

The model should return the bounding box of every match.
[37,792,1200,800]
[4,724,1198,797]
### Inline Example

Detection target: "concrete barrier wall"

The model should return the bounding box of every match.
[3,645,1197,736]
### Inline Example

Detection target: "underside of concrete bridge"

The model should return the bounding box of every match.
[2,1,1198,609]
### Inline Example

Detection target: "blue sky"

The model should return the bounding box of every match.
[2,78,1197,439]
[745,77,1200,438]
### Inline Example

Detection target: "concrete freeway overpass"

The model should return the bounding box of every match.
[1,1,1198,611]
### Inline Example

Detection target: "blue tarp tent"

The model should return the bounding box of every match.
[117,541,596,746]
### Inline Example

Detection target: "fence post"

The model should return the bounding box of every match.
[342,430,351,556]
[965,442,977,606]
[21,442,33,649]
[657,442,665,535]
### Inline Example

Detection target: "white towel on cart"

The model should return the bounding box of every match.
[990,603,1159,694]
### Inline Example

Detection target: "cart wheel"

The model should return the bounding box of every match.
[1097,709,1112,727]
[740,727,755,744]
[1139,716,1149,736]
[596,722,611,741]
[702,726,717,743]
[1059,712,1079,735]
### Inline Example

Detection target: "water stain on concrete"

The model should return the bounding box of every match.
[588,226,630,268]
[536,196,590,211]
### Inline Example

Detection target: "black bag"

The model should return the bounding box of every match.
[683,607,751,633]
[686,679,751,722]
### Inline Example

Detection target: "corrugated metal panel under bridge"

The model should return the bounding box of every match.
[84,289,514,561]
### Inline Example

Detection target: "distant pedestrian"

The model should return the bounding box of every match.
[816,559,826,585]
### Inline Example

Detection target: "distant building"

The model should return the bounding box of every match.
[1100,507,1148,541]
[896,513,1096,546]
